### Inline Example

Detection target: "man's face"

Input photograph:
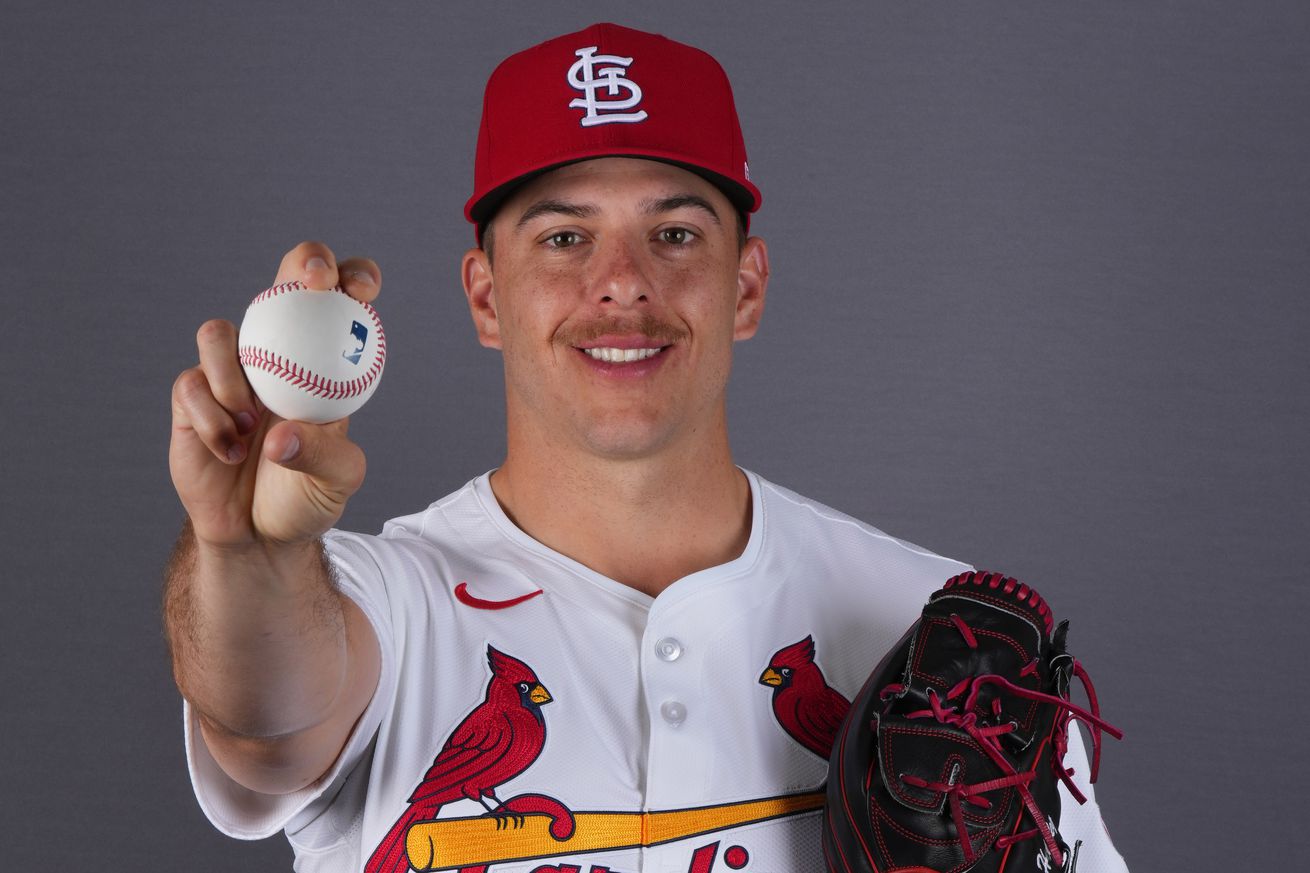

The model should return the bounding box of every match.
[462,157,769,462]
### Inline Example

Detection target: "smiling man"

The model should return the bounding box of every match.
[461,157,766,598]
[165,23,1128,873]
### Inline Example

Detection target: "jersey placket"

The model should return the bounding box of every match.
[639,594,713,873]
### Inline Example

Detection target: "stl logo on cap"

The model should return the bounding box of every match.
[465,23,761,229]
[566,45,648,127]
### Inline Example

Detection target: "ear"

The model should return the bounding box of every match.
[732,236,769,341]
[462,247,501,349]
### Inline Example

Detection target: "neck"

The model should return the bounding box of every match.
[490,423,752,598]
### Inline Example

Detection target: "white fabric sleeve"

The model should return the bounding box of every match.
[182,533,398,839]
[1058,724,1130,872]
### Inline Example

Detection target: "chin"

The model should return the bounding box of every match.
[577,417,680,460]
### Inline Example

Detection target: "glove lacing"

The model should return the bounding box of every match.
[884,615,1123,867]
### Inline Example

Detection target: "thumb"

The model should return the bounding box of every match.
[265,419,366,501]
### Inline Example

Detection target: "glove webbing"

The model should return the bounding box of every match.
[890,616,1123,866]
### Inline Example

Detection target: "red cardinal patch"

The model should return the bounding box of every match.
[366,646,552,873]
[759,635,851,759]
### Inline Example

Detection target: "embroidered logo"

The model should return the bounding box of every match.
[455,580,544,611]
[365,642,829,872]
[366,646,555,873]
[759,635,852,760]
[566,45,648,127]
[401,794,821,872]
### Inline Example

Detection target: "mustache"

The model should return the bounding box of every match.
[558,315,688,347]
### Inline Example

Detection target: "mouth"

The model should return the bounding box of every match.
[566,322,683,376]
[580,346,667,363]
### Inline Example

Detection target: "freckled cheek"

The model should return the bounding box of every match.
[496,275,575,348]
[500,318,569,373]
[666,268,743,340]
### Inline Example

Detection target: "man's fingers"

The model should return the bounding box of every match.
[337,257,381,303]
[274,241,339,290]
[270,244,380,303]
[195,319,260,433]
[265,420,366,501]
[173,367,247,464]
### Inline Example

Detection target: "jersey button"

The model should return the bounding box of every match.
[655,637,683,662]
[660,700,687,726]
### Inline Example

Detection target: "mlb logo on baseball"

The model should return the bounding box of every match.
[238,282,387,423]
[343,320,370,365]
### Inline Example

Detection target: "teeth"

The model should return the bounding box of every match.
[584,347,662,363]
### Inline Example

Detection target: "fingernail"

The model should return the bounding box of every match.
[278,433,300,463]
[235,411,257,434]
[226,443,245,463]
[306,256,328,272]
[348,269,376,288]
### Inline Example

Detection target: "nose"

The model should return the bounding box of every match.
[590,236,653,307]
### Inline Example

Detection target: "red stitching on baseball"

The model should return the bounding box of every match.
[239,346,382,399]
[249,280,314,306]
[240,285,386,403]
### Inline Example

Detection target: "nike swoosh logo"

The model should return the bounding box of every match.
[455,581,544,610]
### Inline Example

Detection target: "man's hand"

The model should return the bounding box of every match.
[164,242,384,795]
[170,242,381,548]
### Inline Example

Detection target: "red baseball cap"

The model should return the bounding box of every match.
[465,22,762,235]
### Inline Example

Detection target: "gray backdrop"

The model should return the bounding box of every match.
[3,0,1305,869]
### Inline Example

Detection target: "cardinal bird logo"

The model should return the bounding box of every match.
[759,635,851,760]
[366,646,553,873]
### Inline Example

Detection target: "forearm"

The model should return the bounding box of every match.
[165,245,382,795]
[164,519,352,740]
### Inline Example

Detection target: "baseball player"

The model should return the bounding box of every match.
[166,23,1129,873]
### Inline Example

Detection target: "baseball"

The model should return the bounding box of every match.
[238,282,386,424]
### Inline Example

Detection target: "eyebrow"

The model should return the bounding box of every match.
[515,199,598,229]
[641,194,722,225]
[514,193,723,230]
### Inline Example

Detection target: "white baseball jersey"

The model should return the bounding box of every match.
[186,470,1128,872]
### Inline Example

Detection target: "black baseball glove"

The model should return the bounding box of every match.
[823,571,1120,873]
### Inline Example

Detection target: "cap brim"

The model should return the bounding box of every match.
[466,153,761,231]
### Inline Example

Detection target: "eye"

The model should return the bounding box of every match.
[781,667,792,676]
[519,682,530,693]
[544,231,583,248]
[657,227,694,245]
